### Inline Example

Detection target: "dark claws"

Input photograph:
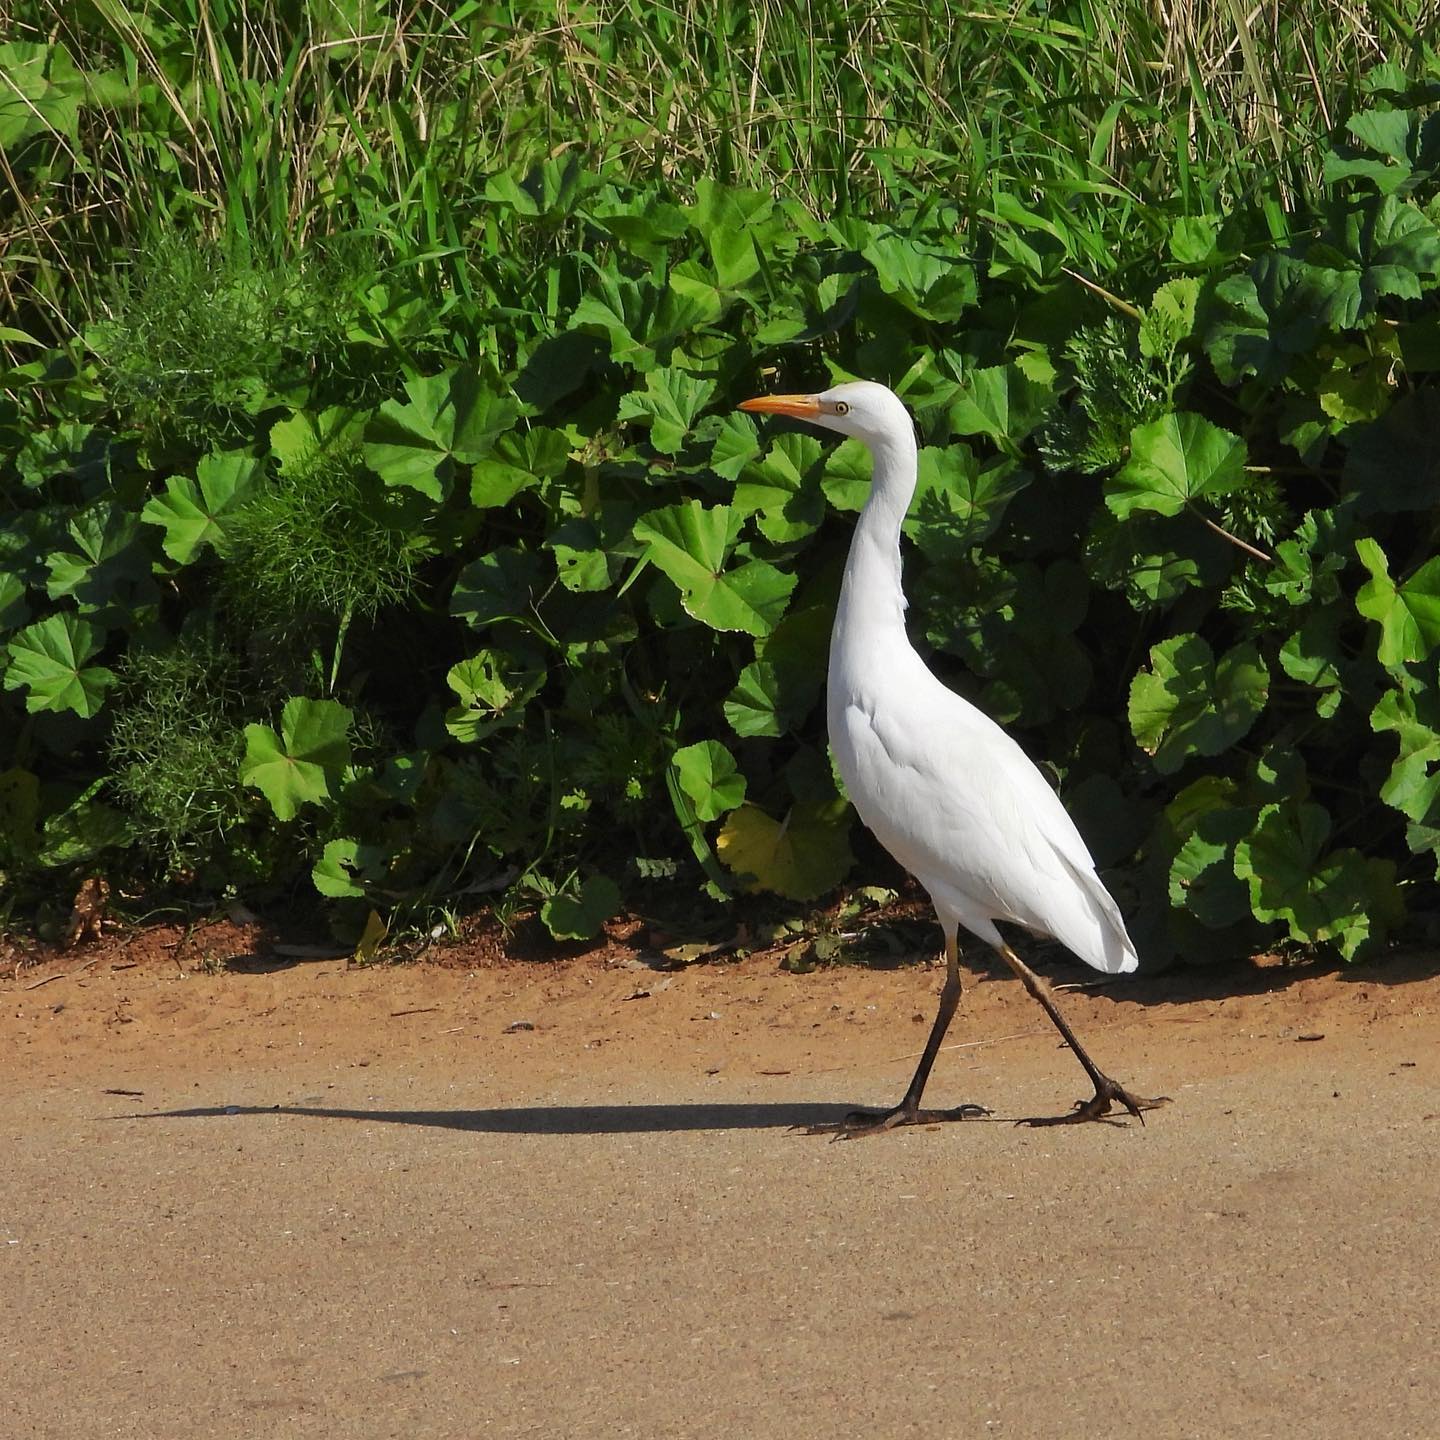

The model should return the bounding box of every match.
[804,1102,992,1139]
[1017,1079,1171,1129]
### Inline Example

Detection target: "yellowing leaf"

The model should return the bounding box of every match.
[716,802,853,900]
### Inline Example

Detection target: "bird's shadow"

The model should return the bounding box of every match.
[115,1101,857,1136]
[113,1101,1056,1136]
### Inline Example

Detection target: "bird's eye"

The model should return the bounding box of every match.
[833,401,850,416]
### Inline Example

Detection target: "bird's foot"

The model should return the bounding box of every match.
[1017,1073,1170,1128]
[808,1100,991,1139]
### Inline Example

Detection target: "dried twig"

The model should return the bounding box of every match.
[24,956,102,990]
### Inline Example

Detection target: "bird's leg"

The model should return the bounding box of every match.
[830,933,990,1137]
[997,944,1169,1127]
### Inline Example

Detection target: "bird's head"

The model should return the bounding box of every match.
[738,380,914,449]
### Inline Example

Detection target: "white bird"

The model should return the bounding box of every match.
[740,380,1166,1132]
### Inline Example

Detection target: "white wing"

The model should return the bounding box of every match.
[833,665,1137,975]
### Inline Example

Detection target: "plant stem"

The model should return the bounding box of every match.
[1196,510,1273,564]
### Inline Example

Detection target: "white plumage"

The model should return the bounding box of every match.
[741,380,1164,1131]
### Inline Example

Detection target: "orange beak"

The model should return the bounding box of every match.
[738,393,822,419]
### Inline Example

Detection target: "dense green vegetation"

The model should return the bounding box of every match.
[4,3,1440,965]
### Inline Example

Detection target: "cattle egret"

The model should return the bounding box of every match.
[739,381,1166,1133]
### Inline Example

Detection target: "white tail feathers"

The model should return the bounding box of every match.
[1055,851,1140,975]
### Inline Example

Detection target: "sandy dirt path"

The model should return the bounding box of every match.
[4,941,1438,1438]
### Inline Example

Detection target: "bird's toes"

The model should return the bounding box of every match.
[1112,1086,1171,1123]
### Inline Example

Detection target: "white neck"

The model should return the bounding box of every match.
[832,424,919,650]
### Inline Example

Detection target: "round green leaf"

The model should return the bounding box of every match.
[616,366,716,456]
[241,697,353,821]
[1128,635,1269,774]
[364,367,518,499]
[313,838,371,898]
[1233,800,1401,959]
[1106,412,1247,519]
[541,875,621,941]
[444,650,545,743]
[141,450,262,564]
[672,740,746,821]
[633,501,796,636]
[1354,537,1440,668]
[3,613,115,718]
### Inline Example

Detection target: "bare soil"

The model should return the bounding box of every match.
[4,919,1440,1438]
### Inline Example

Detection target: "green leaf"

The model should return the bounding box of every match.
[947,364,1053,452]
[732,431,826,543]
[269,408,362,476]
[617,367,717,456]
[1316,356,1393,425]
[722,606,829,738]
[364,368,519,499]
[1354,537,1440,668]
[1343,391,1440,514]
[1346,107,1411,161]
[1107,412,1247,519]
[1203,252,1355,385]
[1264,507,1353,607]
[4,613,115,717]
[716,801,854,901]
[862,232,977,321]
[1168,803,1256,929]
[241,697,353,821]
[470,426,571,509]
[819,438,874,513]
[907,448,1029,557]
[1139,277,1200,360]
[1129,635,1269,773]
[633,501,796,636]
[672,740,746,821]
[541,875,621,940]
[1371,687,1440,847]
[44,504,153,615]
[37,782,130,868]
[1324,109,1416,193]
[451,548,544,629]
[707,412,763,481]
[723,659,816,738]
[687,177,780,237]
[709,226,761,289]
[0,570,29,634]
[1279,613,1345,717]
[0,41,84,149]
[313,837,389,898]
[1169,216,1219,265]
[546,504,639,594]
[569,272,655,370]
[140,449,262,561]
[1085,507,1232,609]
[1233,800,1400,959]
[141,451,263,564]
[665,261,727,331]
[444,650,545,743]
